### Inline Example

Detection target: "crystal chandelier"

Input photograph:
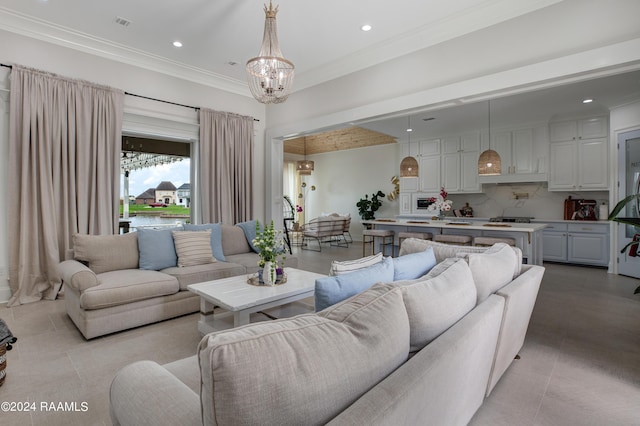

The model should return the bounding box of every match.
[246,1,295,104]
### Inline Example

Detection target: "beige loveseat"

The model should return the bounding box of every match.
[109,241,544,425]
[58,223,297,339]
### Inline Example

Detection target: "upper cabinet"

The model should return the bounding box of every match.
[441,133,481,193]
[548,117,609,191]
[477,125,549,184]
[399,139,441,193]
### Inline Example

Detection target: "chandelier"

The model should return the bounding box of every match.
[296,138,314,175]
[400,116,419,177]
[246,1,295,104]
[478,100,502,176]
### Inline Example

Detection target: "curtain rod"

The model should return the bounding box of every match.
[0,62,259,122]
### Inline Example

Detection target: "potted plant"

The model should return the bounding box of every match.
[357,190,385,220]
[608,193,640,294]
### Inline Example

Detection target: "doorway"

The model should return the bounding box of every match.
[617,129,640,278]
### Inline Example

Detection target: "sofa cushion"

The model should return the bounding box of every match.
[221,224,252,256]
[314,256,394,311]
[235,220,260,252]
[137,227,181,271]
[80,269,179,310]
[392,247,437,280]
[198,283,409,426]
[392,258,477,353]
[162,262,246,290]
[172,230,216,267]
[329,252,383,276]
[183,223,226,261]
[73,232,139,274]
[460,243,519,303]
[399,238,488,262]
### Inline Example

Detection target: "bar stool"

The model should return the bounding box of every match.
[433,234,472,246]
[362,229,394,257]
[397,232,433,256]
[473,236,516,247]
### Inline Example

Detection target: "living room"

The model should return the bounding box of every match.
[1,1,640,425]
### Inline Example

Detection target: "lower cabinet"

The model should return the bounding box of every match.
[542,222,609,266]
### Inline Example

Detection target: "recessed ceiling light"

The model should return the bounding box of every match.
[361,24,372,32]
[406,127,413,132]
[582,98,593,103]
[172,41,183,48]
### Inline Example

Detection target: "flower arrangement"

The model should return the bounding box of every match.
[426,187,453,214]
[252,221,287,284]
[253,220,287,267]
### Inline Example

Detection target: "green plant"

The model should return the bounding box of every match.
[252,220,287,268]
[356,190,385,220]
[608,193,640,294]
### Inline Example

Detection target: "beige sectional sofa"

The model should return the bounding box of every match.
[58,222,297,339]
[109,240,544,425]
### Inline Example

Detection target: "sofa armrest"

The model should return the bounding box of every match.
[486,264,544,395]
[58,260,99,292]
[110,360,201,426]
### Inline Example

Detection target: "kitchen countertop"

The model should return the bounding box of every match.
[362,218,548,232]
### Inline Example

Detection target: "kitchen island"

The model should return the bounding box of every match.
[362,218,547,265]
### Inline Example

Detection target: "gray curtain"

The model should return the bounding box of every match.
[7,65,124,306]
[199,109,253,224]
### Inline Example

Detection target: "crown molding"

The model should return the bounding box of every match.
[0,7,252,98]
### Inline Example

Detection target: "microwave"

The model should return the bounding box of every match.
[416,198,434,210]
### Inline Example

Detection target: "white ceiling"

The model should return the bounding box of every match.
[1,0,639,141]
[0,0,562,91]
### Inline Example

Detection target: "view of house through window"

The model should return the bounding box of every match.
[120,136,191,231]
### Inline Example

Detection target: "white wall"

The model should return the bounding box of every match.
[301,144,399,241]
[0,31,267,303]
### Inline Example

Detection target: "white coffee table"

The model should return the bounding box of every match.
[187,267,326,334]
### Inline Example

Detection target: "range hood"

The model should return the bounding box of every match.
[478,172,547,185]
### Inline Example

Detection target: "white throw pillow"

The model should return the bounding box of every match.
[330,252,383,276]
[461,243,518,303]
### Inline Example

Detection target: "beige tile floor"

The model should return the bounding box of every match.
[0,242,639,425]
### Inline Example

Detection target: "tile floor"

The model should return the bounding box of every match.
[0,242,639,425]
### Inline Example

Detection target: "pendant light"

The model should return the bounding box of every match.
[400,116,419,177]
[478,100,502,176]
[246,1,295,104]
[296,138,314,175]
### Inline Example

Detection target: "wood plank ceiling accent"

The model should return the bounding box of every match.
[284,127,396,155]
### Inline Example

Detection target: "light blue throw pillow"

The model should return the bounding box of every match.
[393,247,437,281]
[236,220,261,253]
[137,227,182,270]
[315,257,394,312]
[184,223,225,261]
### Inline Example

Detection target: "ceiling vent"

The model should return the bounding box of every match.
[114,16,132,27]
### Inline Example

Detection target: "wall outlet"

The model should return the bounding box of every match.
[513,192,529,200]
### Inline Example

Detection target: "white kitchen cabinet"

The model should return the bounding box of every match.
[548,138,608,190]
[399,193,412,214]
[548,116,608,191]
[493,128,535,174]
[541,221,609,266]
[440,133,480,193]
[419,155,441,193]
[549,116,607,141]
